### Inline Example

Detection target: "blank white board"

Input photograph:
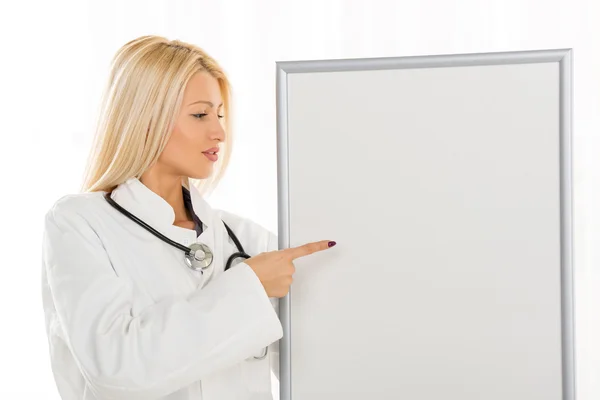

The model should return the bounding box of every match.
[276,49,574,400]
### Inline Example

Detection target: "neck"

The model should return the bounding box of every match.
[139,169,190,223]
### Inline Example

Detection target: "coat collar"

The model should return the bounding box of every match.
[109,177,217,244]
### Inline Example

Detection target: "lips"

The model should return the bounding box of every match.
[203,148,219,162]
[202,147,219,155]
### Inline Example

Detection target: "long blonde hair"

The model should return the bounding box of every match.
[80,35,233,195]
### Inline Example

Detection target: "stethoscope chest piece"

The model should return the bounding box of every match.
[185,242,214,271]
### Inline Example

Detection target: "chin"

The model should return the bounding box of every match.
[187,168,213,180]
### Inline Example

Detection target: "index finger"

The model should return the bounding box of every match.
[283,240,336,260]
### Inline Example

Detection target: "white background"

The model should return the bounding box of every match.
[0,0,597,399]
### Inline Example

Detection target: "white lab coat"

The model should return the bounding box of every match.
[41,177,283,400]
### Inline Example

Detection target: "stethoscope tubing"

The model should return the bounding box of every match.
[105,192,200,256]
[104,192,249,267]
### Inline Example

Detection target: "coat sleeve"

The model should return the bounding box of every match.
[42,202,283,400]
[218,210,282,382]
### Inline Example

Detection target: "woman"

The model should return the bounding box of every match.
[41,35,336,400]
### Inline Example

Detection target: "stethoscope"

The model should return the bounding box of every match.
[103,191,269,360]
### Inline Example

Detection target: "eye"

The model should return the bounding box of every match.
[192,113,225,120]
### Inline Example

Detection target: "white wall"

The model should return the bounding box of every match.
[0,0,597,398]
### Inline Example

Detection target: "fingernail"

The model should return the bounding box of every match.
[328,241,336,247]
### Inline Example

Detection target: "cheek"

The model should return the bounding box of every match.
[160,125,204,169]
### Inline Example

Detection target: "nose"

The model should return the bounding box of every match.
[209,119,226,142]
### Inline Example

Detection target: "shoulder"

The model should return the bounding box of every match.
[42,192,112,268]
[44,191,107,230]
[215,209,279,253]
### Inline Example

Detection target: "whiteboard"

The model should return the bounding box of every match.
[275,49,574,400]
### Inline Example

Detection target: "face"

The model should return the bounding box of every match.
[157,71,226,180]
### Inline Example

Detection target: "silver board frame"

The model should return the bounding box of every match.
[275,48,574,400]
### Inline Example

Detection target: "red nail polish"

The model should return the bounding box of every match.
[328,241,336,247]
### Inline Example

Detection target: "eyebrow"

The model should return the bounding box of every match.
[187,100,223,107]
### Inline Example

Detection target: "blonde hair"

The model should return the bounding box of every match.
[80,35,233,195]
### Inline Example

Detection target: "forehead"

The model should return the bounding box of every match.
[183,71,222,105]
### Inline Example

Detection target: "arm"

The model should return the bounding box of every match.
[218,210,281,381]
[42,204,283,399]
